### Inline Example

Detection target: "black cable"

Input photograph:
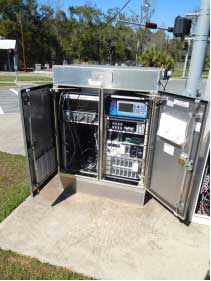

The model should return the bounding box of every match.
[66,93,83,154]
[159,80,165,90]
[164,78,170,91]
[99,0,131,63]
[105,0,131,26]
[63,95,77,166]
[159,79,169,91]
[59,92,76,168]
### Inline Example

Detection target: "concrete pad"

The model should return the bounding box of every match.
[0,176,209,280]
[0,113,25,155]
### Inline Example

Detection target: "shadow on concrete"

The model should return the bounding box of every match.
[204,269,210,280]
[51,187,75,207]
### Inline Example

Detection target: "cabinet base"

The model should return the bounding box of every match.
[59,173,147,206]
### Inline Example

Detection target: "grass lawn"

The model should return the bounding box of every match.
[0,75,52,82]
[0,249,91,280]
[172,68,209,79]
[0,152,29,223]
[0,151,92,279]
[0,82,17,86]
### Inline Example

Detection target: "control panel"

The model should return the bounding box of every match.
[109,98,148,119]
[107,119,146,135]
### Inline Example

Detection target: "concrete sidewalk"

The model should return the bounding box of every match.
[0,113,25,155]
[0,175,209,280]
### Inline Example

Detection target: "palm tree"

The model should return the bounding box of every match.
[139,47,174,69]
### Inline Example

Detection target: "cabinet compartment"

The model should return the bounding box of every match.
[102,92,152,187]
[57,90,100,178]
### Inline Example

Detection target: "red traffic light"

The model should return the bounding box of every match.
[7,48,14,54]
[145,22,157,29]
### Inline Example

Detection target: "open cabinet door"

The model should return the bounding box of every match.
[20,84,57,195]
[147,92,207,220]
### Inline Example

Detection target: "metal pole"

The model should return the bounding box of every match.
[13,50,18,83]
[19,13,27,72]
[7,51,11,71]
[181,40,191,79]
[185,0,210,97]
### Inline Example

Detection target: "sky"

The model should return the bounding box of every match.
[38,0,200,28]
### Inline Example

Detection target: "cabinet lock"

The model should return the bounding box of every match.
[178,153,193,171]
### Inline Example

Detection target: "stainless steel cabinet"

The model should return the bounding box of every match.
[20,65,209,222]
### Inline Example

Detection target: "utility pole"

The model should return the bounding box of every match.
[118,0,154,65]
[144,0,150,25]
[19,13,27,72]
[185,0,210,97]
[135,0,151,64]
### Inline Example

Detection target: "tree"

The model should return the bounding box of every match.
[139,46,174,69]
[0,1,178,69]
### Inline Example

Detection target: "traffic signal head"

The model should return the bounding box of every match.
[173,16,192,38]
[7,48,15,55]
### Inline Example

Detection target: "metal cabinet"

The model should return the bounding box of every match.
[20,65,209,222]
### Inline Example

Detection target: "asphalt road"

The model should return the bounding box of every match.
[0,88,20,114]
[0,85,33,114]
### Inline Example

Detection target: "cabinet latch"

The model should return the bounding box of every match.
[156,96,167,106]
[23,93,30,105]
[178,153,193,171]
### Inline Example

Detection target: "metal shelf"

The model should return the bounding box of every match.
[67,120,99,126]
[107,128,145,135]
[106,155,144,161]
[107,116,148,122]
[79,169,98,176]
[105,174,139,182]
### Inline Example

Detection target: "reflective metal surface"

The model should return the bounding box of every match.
[53,65,161,92]
[147,92,207,219]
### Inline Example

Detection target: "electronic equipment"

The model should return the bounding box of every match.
[61,91,99,177]
[104,96,149,185]
[109,99,148,119]
[107,118,146,135]
[105,156,141,181]
[64,111,98,124]
[66,93,99,101]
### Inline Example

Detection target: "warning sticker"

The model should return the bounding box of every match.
[174,99,189,108]
[195,122,201,132]
[167,99,174,107]
[163,143,175,156]
[132,162,139,172]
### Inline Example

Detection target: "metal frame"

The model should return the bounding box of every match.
[187,103,210,221]
[19,88,34,195]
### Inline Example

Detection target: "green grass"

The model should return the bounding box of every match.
[0,152,29,223]
[0,82,17,86]
[172,68,183,78]
[0,75,52,82]
[172,67,209,79]
[0,151,92,279]
[18,76,52,82]
[0,249,91,280]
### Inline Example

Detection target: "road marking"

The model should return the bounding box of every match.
[9,88,19,95]
[0,106,4,114]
